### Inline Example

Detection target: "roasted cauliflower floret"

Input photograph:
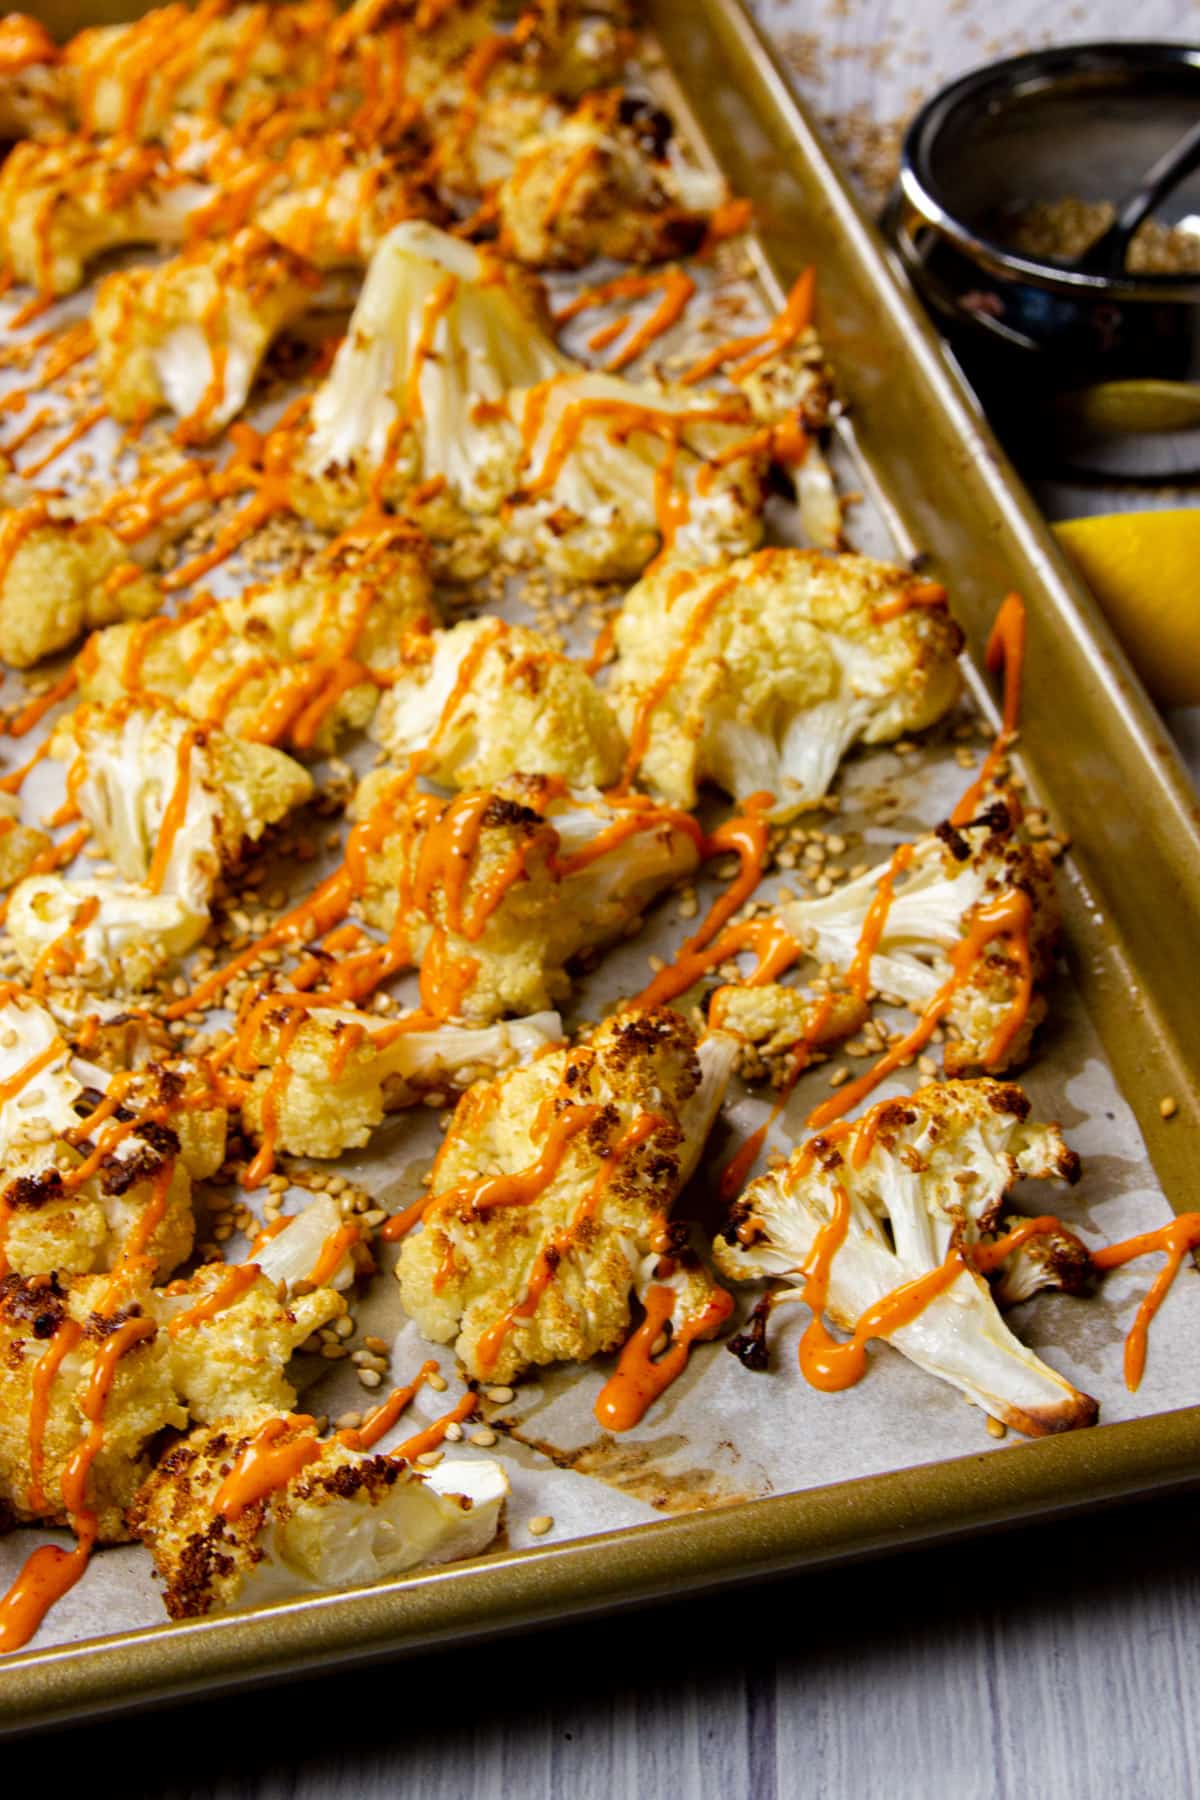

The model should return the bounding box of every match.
[608,550,964,816]
[990,1213,1094,1309]
[239,1001,563,1159]
[156,1257,346,1425]
[0,137,207,295]
[497,91,723,269]
[127,1406,507,1618]
[709,983,867,1065]
[775,798,1060,1074]
[6,876,205,996]
[0,1271,186,1540]
[0,793,51,894]
[0,15,71,140]
[94,229,324,442]
[250,130,442,268]
[64,2,334,140]
[295,221,765,580]
[78,522,436,755]
[370,617,624,790]
[715,1079,1097,1437]
[52,700,313,915]
[396,1008,736,1384]
[0,494,172,669]
[349,772,701,1022]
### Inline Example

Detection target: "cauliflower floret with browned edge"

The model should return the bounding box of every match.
[294,221,766,581]
[990,1212,1094,1309]
[0,137,209,295]
[251,130,442,268]
[52,700,313,917]
[709,984,867,1067]
[7,876,207,996]
[0,793,51,893]
[0,15,70,139]
[94,229,326,443]
[128,1405,507,1618]
[0,494,172,670]
[240,1001,564,1159]
[397,1008,736,1384]
[0,1002,225,1279]
[715,1079,1097,1436]
[608,549,964,817]
[0,1271,187,1540]
[776,797,1060,1074]
[497,91,724,269]
[370,616,624,790]
[78,522,436,755]
[350,771,701,1023]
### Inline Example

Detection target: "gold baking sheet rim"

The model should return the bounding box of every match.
[3,0,1200,1733]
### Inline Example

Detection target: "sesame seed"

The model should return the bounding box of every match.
[917,1055,938,1077]
[444,1420,464,1441]
[415,1449,444,1467]
[428,1371,448,1391]
[986,1416,1007,1439]
[334,1411,363,1431]
[528,1515,554,1536]
[469,1427,498,1447]
[828,1067,849,1088]
[365,1335,390,1355]
[320,1342,349,1360]
[1160,1096,1178,1120]
[358,1368,382,1388]
[485,1385,515,1404]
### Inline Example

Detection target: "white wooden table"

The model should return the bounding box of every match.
[10,7,1199,1790]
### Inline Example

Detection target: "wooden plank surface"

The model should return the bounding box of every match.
[10,6,1198,1792]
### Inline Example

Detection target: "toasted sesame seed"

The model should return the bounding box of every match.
[1160,1096,1179,1120]
[320,1342,349,1360]
[828,1067,850,1088]
[986,1416,1007,1439]
[415,1449,444,1467]
[334,1315,354,1339]
[428,1371,448,1391]
[365,1335,390,1355]
[528,1515,554,1536]
[444,1420,464,1441]
[485,1385,515,1404]
[917,1055,938,1077]
[469,1427,498,1447]
[334,1411,363,1431]
[357,1368,382,1388]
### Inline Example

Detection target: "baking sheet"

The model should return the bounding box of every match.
[0,0,1197,1692]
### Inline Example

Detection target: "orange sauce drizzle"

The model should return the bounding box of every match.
[871,580,948,625]
[615,574,734,790]
[846,843,914,999]
[7,664,78,740]
[19,405,107,480]
[214,1415,322,1521]
[594,1279,734,1431]
[144,727,199,895]
[336,1360,439,1453]
[1093,1213,1200,1391]
[308,1221,360,1287]
[950,593,1026,826]
[388,1390,477,1463]
[682,267,815,385]
[557,270,696,373]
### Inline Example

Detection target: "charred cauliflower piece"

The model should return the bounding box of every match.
[7,876,207,996]
[0,1271,186,1540]
[715,1079,1097,1437]
[0,996,224,1279]
[608,550,964,816]
[295,221,765,581]
[497,91,723,269]
[0,137,208,296]
[94,229,325,443]
[53,700,313,917]
[350,772,701,1022]
[0,493,173,669]
[128,1407,507,1618]
[371,617,625,790]
[250,130,442,269]
[397,1008,736,1384]
[990,1213,1094,1309]
[240,1002,563,1160]
[78,523,436,755]
[776,799,1060,1074]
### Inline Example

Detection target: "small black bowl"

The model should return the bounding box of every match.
[887,42,1200,474]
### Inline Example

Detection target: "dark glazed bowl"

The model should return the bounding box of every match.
[888,43,1200,474]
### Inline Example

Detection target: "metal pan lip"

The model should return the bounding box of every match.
[899,40,1200,304]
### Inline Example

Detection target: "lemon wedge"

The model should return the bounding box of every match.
[1053,510,1200,708]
